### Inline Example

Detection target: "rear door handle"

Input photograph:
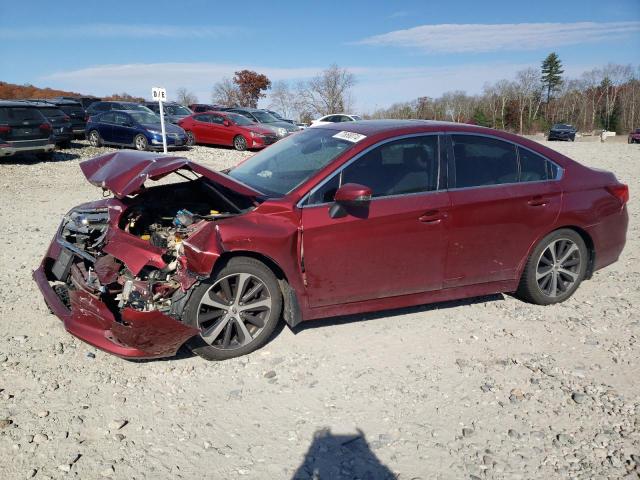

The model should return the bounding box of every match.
[527,196,550,207]
[419,210,445,223]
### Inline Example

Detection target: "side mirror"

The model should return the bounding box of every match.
[329,183,372,219]
[223,120,231,127]
[334,183,372,205]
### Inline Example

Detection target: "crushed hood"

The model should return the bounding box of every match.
[80,151,262,199]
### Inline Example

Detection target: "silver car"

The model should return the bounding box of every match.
[227,108,299,138]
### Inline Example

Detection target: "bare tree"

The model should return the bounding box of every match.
[212,78,240,106]
[175,87,198,106]
[268,81,303,120]
[299,64,356,116]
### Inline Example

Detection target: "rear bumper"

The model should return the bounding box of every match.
[33,243,198,359]
[587,205,629,272]
[0,140,55,157]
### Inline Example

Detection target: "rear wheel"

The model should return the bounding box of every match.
[134,134,148,151]
[88,130,102,147]
[516,229,588,305]
[184,257,282,360]
[233,135,247,151]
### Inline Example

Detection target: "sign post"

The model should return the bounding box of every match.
[151,87,167,154]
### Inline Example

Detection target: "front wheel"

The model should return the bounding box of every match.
[516,229,588,305]
[184,257,282,360]
[186,130,195,146]
[233,135,247,151]
[134,134,148,151]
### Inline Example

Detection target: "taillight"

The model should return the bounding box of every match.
[0,125,10,133]
[40,123,52,131]
[606,184,629,205]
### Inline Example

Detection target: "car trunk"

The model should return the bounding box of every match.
[0,106,50,142]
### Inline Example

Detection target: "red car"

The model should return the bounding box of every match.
[628,128,640,144]
[178,111,278,151]
[34,121,629,361]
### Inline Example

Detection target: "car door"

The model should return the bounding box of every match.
[444,134,562,288]
[209,114,229,145]
[300,134,450,308]
[112,112,137,145]
[190,114,211,144]
[96,112,116,143]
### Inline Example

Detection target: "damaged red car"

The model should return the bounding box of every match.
[34,121,629,360]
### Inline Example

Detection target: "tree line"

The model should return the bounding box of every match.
[367,56,639,134]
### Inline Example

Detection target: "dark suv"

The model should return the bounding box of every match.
[86,101,153,116]
[27,101,73,148]
[54,96,101,110]
[189,103,228,113]
[143,102,192,124]
[32,99,88,136]
[0,101,55,159]
[548,124,577,141]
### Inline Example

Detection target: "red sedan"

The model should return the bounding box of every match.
[178,111,278,150]
[34,121,629,360]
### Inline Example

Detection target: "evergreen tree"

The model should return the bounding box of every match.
[541,53,564,103]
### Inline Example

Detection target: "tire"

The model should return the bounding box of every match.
[233,135,247,151]
[570,136,575,142]
[134,134,148,151]
[186,130,195,146]
[88,130,102,147]
[516,228,588,305]
[183,257,282,360]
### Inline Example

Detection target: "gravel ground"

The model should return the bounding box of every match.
[0,138,638,480]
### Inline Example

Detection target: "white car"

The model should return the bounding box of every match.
[309,113,362,127]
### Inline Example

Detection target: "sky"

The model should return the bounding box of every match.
[1,0,639,113]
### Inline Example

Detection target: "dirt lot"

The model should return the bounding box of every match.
[0,137,638,480]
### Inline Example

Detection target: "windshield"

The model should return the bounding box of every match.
[124,104,153,113]
[130,112,162,124]
[228,128,356,196]
[553,124,573,129]
[227,113,254,126]
[252,111,278,123]
[352,115,362,120]
[166,105,192,115]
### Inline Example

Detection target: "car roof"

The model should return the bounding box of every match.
[0,100,44,107]
[312,119,467,135]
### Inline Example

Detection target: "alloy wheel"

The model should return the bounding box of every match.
[536,238,581,297]
[186,131,195,146]
[89,131,100,147]
[234,136,247,151]
[197,273,272,350]
[135,135,147,151]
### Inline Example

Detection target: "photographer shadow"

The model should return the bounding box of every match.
[292,428,395,480]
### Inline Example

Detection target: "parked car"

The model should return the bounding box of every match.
[27,101,74,148]
[226,108,298,138]
[310,113,362,127]
[85,110,188,151]
[31,98,88,136]
[34,120,628,360]
[86,101,153,116]
[0,100,55,160]
[264,109,296,125]
[144,102,192,124]
[548,124,577,141]
[189,103,227,113]
[178,111,279,150]
[54,96,101,110]
[628,128,640,143]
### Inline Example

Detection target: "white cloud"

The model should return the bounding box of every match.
[40,61,598,112]
[0,24,241,39]
[356,22,640,53]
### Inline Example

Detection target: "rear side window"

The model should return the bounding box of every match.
[41,108,67,119]
[93,103,109,111]
[59,104,84,115]
[194,114,210,122]
[451,135,518,188]
[100,112,116,123]
[210,115,224,124]
[518,147,551,182]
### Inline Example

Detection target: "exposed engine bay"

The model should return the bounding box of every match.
[55,176,254,318]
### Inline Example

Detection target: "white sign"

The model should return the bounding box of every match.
[332,131,367,143]
[151,87,168,153]
[151,87,167,103]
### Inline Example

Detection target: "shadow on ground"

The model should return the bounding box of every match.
[291,428,395,480]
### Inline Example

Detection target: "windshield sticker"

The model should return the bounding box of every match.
[257,170,273,178]
[332,131,367,143]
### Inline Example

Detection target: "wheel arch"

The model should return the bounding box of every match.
[214,250,303,328]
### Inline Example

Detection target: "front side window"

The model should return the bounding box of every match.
[451,135,518,188]
[307,135,439,204]
[210,115,224,125]
[227,113,254,126]
[129,112,161,124]
[194,114,210,122]
[228,128,355,197]
[114,113,132,126]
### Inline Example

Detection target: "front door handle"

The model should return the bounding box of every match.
[527,196,550,207]
[419,210,445,223]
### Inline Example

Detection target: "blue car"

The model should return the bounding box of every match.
[86,110,188,151]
